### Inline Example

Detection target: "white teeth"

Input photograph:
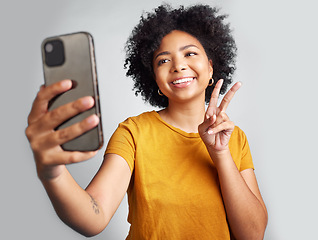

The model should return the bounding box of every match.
[172,77,194,84]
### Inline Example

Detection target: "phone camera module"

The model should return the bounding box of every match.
[44,39,65,67]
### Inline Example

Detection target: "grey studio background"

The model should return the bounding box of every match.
[1,0,317,239]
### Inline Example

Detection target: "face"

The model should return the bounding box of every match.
[153,30,213,105]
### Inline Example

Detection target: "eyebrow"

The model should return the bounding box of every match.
[154,44,199,60]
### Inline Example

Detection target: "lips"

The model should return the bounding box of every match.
[172,77,195,85]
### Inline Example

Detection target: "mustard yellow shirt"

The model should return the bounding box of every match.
[105,111,254,240]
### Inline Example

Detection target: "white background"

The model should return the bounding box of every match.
[1,0,317,239]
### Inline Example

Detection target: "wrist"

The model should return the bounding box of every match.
[208,147,232,167]
[37,164,66,183]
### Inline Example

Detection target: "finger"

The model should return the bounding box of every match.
[219,81,241,112]
[212,112,230,128]
[28,80,73,124]
[29,114,99,154]
[198,114,216,135]
[208,79,224,108]
[62,151,98,165]
[27,96,95,138]
[46,114,99,147]
[45,150,98,165]
[41,96,95,131]
[206,79,223,119]
[207,120,235,136]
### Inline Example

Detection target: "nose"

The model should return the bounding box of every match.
[170,57,187,73]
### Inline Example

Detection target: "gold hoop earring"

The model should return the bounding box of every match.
[158,89,164,96]
[208,78,214,86]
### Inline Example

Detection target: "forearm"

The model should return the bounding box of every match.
[41,166,107,237]
[210,150,267,240]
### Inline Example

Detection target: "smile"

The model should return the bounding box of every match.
[172,77,195,85]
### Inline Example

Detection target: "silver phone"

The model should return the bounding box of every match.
[41,32,103,151]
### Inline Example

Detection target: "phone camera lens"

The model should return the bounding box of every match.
[45,43,54,53]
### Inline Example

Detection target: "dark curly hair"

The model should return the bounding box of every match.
[124,4,237,108]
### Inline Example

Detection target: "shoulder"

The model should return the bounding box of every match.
[107,112,157,150]
[120,111,158,127]
[229,126,249,147]
[117,111,159,133]
[127,110,157,122]
[232,126,246,137]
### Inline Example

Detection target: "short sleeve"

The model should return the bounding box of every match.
[238,128,254,171]
[104,118,137,173]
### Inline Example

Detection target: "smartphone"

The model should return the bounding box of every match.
[41,32,103,151]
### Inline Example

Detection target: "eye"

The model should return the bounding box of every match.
[185,52,198,57]
[157,58,169,66]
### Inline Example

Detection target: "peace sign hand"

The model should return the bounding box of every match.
[198,79,241,153]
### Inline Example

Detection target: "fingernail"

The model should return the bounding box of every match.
[86,115,99,124]
[208,129,213,135]
[81,96,94,107]
[61,79,72,88]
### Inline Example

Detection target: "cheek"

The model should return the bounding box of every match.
[153,71,164,88]
[153,67,168,85]
[202,60,213,78]
[195,61,212,78]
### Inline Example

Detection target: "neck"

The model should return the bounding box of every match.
[158,98,206,133]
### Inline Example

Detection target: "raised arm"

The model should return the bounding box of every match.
[198,80,268,240]
[42,153,131,237]
[25,80,131,236]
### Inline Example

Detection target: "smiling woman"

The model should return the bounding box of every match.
[109,4,267,239]
[25,3,267,240]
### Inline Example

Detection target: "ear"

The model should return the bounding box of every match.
[208,59,213,79]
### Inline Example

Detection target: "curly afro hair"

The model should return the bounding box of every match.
[124,4,237,108]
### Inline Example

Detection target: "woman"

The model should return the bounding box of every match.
[26,4,267,240]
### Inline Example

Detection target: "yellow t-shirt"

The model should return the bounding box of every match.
[105,111,254,240]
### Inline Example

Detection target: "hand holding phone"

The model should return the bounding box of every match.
[26,80,100,180]
[41,32,103,151]
[26,32,104,180]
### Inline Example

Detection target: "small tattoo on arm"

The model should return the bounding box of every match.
[89,194,100,215]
